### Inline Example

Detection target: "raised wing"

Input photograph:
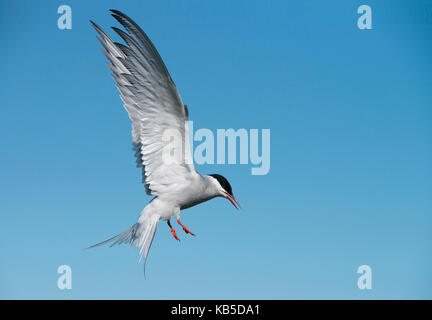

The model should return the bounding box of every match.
[91,10,196,196]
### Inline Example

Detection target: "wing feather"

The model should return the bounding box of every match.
[91,10,196,196]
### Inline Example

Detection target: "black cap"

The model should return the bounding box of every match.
[209,174,233,196]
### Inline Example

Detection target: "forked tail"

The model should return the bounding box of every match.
[87,213,160,272]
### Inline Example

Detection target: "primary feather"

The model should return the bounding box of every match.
[90,10,195,197]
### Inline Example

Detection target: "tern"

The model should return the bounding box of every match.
[88,10,240,269]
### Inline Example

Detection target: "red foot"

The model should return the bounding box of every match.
[171,228,180,241]
[167,220,180,241]
[177,219,195,236]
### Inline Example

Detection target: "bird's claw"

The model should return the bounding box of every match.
[177,219,195,236]
[171,228,180,241]
[182,227,195,236]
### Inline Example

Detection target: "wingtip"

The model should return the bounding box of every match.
[109,9,121,15]
[89,20,101,31]
[109,9,135,28]
[111,13,123,24]
[110,26,123,33]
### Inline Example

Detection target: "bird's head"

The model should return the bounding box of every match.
[208,174,240,209]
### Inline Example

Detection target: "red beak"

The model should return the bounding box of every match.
[224,192,240,210]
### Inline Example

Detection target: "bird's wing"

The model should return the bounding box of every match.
[91,10,196,196]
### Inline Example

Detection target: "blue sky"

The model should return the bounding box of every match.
[1,0,431,299]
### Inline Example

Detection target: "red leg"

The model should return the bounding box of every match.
[177,219,195,236]
[167,220,179,241]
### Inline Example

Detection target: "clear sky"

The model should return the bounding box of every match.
[1,0,431,299]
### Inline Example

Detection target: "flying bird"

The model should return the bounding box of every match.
[88,10,239,269]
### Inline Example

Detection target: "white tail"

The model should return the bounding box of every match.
[87,208,160,272]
